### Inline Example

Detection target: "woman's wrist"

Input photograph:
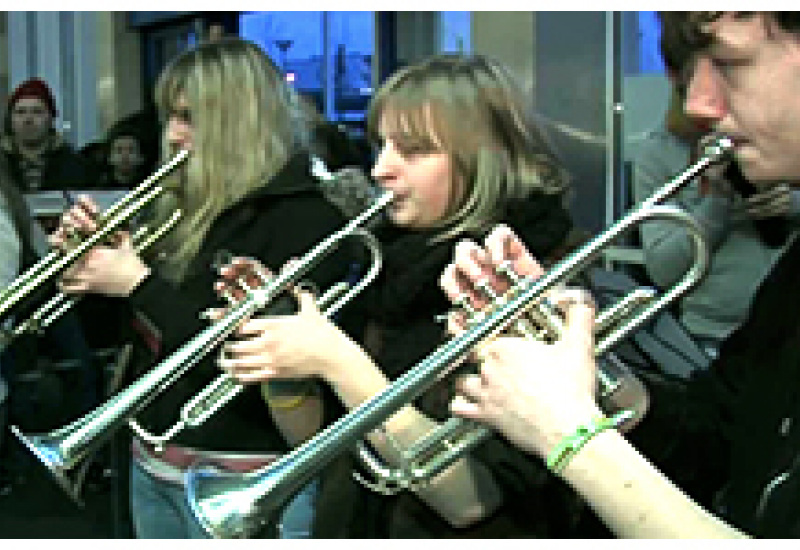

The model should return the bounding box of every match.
[319,327,373,386]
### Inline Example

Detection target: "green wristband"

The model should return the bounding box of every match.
[546,409,634,474]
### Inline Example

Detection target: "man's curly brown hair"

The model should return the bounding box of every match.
[658,12,800,76]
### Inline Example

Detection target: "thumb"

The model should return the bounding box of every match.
[294,286,320,314]
[116,230,134,249]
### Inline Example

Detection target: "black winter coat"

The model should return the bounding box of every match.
[638,231,800,538]
[123,153,358,453]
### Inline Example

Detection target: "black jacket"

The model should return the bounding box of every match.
[123,153,358,453]
[639,232,800,537]
[313,190,582,538]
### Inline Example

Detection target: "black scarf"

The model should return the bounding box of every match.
[361,191,573,326]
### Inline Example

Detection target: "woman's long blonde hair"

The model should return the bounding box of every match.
[367,54,569,242]
[148,37,307,281]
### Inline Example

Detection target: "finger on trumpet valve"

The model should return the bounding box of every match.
[438,308,466,332]
[494,259,521,285]
[236,275,255,294]
[475,279,499,302]
[220,286,238,306]
[198,308,217,321]
[454,294,476,317]
[251,261,273,287]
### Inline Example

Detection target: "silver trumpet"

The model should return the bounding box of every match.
[6,211,183,341]
[0,149,190,344]
[10,190,393,505]
[184,134,734,538]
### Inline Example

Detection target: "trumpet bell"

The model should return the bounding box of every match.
[186,461,299,539]
[9,425,81,505]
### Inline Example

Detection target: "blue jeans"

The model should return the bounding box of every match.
[130,460,318,538]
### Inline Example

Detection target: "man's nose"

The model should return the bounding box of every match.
[685,57,728,125]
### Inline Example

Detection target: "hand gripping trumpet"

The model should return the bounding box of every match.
[10,189,393,505]
[183,134,734,539]
[0,149,189,344]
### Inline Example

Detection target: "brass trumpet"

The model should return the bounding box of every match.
[10,189,393,504]
[0,149,190,344]
[183,134,734,539]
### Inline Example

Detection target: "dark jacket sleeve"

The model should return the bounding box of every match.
[126,271,207,358]
[126,192,356,362]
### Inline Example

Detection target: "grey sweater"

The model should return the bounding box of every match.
[631,124,794,343]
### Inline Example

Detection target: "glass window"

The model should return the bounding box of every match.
[633,11,666,75]
[439,11,471,53]
[620,11,671,153]
[239,11,374,129]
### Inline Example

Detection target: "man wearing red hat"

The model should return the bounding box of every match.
[1,77,98,192]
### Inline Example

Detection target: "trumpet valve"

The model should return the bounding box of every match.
[454,294,477,318]
[474,279,498,301]
[495,260,521,285]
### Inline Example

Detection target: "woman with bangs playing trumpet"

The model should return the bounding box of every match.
[212,53,636,538]
[49,38,362,539]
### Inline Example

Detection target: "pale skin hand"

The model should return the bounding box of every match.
[439,224,601,456]
[51,195,150,297]
[441,226,747,538]
[209,257,329,448]
[440,224,648,430]
[212,257,351,383]
[218,289,352,382]
[439,224,545,316]
[457,312,747,538]
[452,301,601,459]
[462,320,748,538]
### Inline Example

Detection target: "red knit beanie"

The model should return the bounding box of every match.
[9,78,57,117]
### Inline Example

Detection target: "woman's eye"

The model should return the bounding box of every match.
[399,146,424,156]
[397,141,431,157]
[171,108,193,125]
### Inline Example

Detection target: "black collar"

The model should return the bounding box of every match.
[247,152,318,201]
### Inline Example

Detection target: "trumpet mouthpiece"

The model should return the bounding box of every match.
[700,133,736,162]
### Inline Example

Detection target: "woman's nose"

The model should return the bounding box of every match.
[371,146,397,182]
[166,120,190,150]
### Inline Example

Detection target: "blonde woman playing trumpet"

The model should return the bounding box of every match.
[51,38,361,539]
